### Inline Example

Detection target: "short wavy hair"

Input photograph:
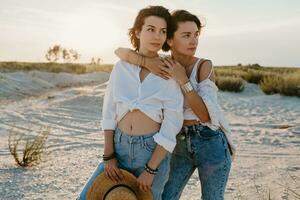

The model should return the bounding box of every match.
[128,6,172,52]
[164,10,204,51]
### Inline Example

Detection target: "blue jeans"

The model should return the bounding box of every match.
[162,124,232,200]
[77,127,171,200]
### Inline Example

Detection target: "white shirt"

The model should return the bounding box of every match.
[101,60,184,153]
[184,58,236,159]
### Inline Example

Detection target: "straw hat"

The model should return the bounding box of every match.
[86,169,153,200]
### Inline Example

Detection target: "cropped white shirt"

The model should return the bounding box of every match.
[101,60,184,153]
[184,58,236,157]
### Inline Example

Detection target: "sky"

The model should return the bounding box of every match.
[0,0,299,67]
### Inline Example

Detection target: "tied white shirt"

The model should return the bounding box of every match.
[101,60,184,153]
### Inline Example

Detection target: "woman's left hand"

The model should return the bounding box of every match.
[163,57,189,85]
[137,170,155,192]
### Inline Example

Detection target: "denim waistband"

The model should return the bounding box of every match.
[115,127,157,143]
[181,123,206,134]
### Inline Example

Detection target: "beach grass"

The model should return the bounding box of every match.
[1,62,299,97]
[260,73,300,97]
[215,66,300,97]
[216,76,246,92]
[0,61,113,74]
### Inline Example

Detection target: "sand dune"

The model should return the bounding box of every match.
[0,71,299,200]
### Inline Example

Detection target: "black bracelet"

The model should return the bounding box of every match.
[102,153,115,161]
[144,163,158,175]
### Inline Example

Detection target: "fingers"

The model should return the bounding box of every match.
[162,59,173,69]
[115,167,124,180]
[160,65,170,73]
[157,68,171,78]
[105,165,123,182]
[164,57,176,66]
[106,168,118,182]
[157,73,170,80]
[138,181,150,192]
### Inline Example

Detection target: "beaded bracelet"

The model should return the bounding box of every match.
[144,163,158,175]
[102,153,115,161]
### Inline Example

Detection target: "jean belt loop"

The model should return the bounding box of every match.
[184,126,189,134]
[192,125,196,132]
[194,124,201,137]
[140,135,145,147]
[187,132,192,153]
[116,129,122,143]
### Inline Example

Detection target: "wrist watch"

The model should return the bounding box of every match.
[181,81,194,93]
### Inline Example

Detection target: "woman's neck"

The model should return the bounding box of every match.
[138,47,158,58]
[171,51,197,69]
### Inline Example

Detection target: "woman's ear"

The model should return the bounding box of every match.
[135,30,140,39]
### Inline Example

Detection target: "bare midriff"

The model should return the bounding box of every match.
[117,109,161,135]
[183,119,200,127]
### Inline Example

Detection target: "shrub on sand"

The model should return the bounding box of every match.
[242,69,268,84]
[8,127,50,167]
[216,76,246,92]
[260,75,282,95]
[260,73,300,97]
[215,68,248,78]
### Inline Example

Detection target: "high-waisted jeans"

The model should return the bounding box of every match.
[77,127,171,200]
[162,124,232,200]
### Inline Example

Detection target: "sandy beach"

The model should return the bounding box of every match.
[0,71,299,200]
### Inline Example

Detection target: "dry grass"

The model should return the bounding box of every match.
[0,62,113,74]
[260,73,300,97]
[8,126,50,167]
[1,62,299,97]
[215,66,300,97]
[216,76,246,92]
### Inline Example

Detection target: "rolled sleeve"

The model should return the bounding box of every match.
[197,82,220,127]
[101,65,117,131]
[153,110,183,152]
[154,81,184,153]
[101,119,116,130]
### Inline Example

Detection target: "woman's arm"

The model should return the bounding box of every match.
[114,47,170,79]
[163,57,210,123]
[137,80,184,192]
[101,64,124,182]
[137,144,168,192]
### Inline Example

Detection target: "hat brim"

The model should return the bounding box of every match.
[86,169,153,200]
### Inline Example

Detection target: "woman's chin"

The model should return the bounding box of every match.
[181,51,195,57]
[147,47,161,53]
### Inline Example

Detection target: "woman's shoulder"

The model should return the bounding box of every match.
[196,58,214,82]
[115,59,138,68]
[113,60,139,73]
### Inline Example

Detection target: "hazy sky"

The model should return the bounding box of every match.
[0,0,299,67]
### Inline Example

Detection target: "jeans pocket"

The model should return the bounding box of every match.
[144,138,157,153]
[197,127,221,139]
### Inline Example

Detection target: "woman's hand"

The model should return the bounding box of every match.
[145,57,170,80]
[162,57,189,85]
[114,47,170,80]
[137,170,155,192]
[104,158,124,182]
